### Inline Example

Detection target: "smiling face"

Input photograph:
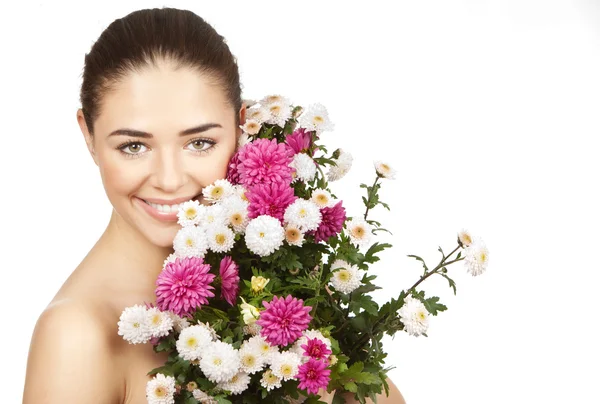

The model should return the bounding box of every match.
[77,59,245,247]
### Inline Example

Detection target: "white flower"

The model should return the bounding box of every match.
[192,389,217,404]
[217,372,251,395]
[346,217,373,247]
[260,94,291,106]
[242,98,258,108]
[167,311,191,333]
[173,226,208,258]
[163,253,179,269]
[297,103,335,134]
[284,224,305,247]
[457,228,473,248]
[200,204,230,228]
[221,196,250,233]
[290,153,317,182]
[196,321,220,341]
[247,335,278,365]
[240,119,261,136]
[246,106,270,124]
[239,342,265,374]
[260,369,283,391]
[232,184,248,201]
[245,215,285,257]
[203,179,234,202]
[270,351,302,381]
[263,100,293,127]
[118,304,152,344]
[463,238,490,276]
[146,373,176,404]
[374,160,397,180]
[199,341,241,383]
[207,225,235,253]
[398,296,430,337]
[177,200,204,227]
[147,307,174,338]
[311,189,336,208]
[326,149,353,182]
[284,199,322,232]
[240,297,261,325]
[331,265,362,294]
[176,325,214,361]
[330,259,351,271]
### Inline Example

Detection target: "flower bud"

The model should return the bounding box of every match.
[240,297,260,325]
[186,381,198,392]
[251,276,270,293]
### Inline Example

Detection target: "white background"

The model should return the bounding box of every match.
[2,1,599,403]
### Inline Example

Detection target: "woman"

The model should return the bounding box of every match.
[22,7,405,404]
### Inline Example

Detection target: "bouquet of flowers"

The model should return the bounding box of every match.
[117,95,490,404]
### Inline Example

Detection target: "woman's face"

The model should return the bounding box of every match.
[77,60,245,247]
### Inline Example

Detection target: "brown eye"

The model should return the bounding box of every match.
[186,138,215,153]
[119,142,147,155]
[127,144,142,153]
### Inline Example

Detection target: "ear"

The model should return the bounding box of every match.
[76,109,98,166]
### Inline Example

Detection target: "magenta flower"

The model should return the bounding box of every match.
[301,338,332,361]
[237,138,295,187]
[297,358,331,395]
[285,128,313,155]
[155,256,215,317]
[226,149,243,185]
[257,295,312,346]
[219,256,240,306]
[311,201,346,243]
[246,181,297,223]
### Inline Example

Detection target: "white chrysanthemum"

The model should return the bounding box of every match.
[457,228,473,248]
[240,297,261,325]
[147,307,174,338]
[270,351,302,381]
[221,196,250,233]
[163,253,179,269]
[239,341,265,374]
[240,119,261,136]
[192,389,217,404]
[145,373,176,404]
[206,225,235,253]
[217,371,251,395]
[176,325,214,361]
[199,204,229,228]
[246,106,270,124]
[245,215,285,257]
[331,265,362,294]
[398,296,430,337]
[464,238,490,276]
[290,153,317,182]
[291,329,332,361]
[199,341,241,383]
[311,189,336,208]
[346,217,373,247]
[167,311,191,333]
[297,103,335,134]
[177,200,204,227]
[197,321,220,341]
[374,160,397,180]
[118,304,153,344]
[284,224,305,247]
[326,149,353,182]
[243,323,262,336]
[247,335,278,365]
[173,226,208,258]
[283,199,322,232]
[330,259,352,271]
[264,100,293,127]
[260,369,283,391]
[203,179,234,202]
[243,98,258,108]
[260,94,291,106]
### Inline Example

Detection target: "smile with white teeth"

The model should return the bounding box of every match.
[143,200,185,214]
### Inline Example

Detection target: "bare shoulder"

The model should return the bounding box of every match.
[23,298,124,404]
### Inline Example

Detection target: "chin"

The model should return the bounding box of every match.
[143,226,179,249]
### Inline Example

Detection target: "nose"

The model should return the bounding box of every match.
[151,148,187,193]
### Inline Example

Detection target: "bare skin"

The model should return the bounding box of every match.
[22,59,406,404]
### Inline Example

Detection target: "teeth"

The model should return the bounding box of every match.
[145,201,185,214]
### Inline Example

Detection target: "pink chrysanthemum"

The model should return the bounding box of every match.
[285,128,313,155]
[301,338,332,361]
[297,358,331,395]
[247,181,297,223]
[219,256,240,306]
[155,257,216,317]
[257,295,312,347]
[237,138,295,187]
[311,201,346,243]
[226,149,243,185]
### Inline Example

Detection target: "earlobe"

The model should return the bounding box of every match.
[76,109,98,166]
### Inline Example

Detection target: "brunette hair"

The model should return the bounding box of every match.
[79,7,242,135]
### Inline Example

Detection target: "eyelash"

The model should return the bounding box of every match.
[117,138,217,159]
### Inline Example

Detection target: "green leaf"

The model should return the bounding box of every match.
[423,296,448,316]
[407,254,429,272]
[440,272,457,295]
[344,382,358,392]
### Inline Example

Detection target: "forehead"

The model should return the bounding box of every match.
[95,61,232,135]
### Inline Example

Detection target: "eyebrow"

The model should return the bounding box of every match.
[108,123,223,138]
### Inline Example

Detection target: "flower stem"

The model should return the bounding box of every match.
[406,246,462,294]
[363,176,380,220]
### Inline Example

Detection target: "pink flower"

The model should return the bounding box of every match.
[246,181,297,223]
[219,256,240,306]
[237,138,295,187]
[257,295,312,346]
[297,358,331,395]
[155,257,215,317]
[285,128,313,155]
[301,338,332,361]
[311,201,346,243]
[226,150,243,185]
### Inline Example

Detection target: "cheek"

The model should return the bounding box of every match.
[98,150,146,202]
[190,141,237,184]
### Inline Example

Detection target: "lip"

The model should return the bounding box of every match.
[141,195,200,205]
[134,194,201,223]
